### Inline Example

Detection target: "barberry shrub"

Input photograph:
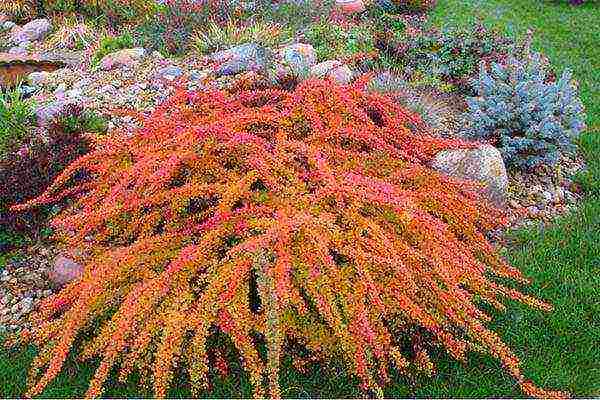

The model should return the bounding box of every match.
[13,79,565,398]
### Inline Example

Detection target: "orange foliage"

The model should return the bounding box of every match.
[12,79,566,398]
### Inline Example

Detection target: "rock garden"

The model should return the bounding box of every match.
[0,0,598,398]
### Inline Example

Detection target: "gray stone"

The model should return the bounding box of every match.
[10,18,51,45]
[48,256,84,287]
[278,43,316,77]
[211,43,271,77]
[540,190,553,204]
[65,88,84,100]
[310,60,354,84]
[431,144,509,205]
[73,78,93,89]
[10,302,21,315]
[100,84,116,94]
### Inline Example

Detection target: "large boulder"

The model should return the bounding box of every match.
[99,48,146,71]
[211,43,271,77]
[277,43,316,77]
[310,60,354,84]
[431,144,508,205]
[48,256,84,287]
[10,19,52,45]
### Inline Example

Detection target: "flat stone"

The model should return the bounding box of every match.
[431,144,509,205]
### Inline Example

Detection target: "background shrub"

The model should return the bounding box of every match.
[376,23,514,92]
[0,103,91,236]
[91,32,134,66]
[194,20,292,55]
[374,0,437,14]
[304,20,376,61]
[0,88,36,157]
[47,16,95,50]
[135,0,237,56]
[463,51,586,170]
[12,80,564,399]
[0,0,33,22]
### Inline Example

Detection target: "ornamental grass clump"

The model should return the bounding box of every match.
[11,79,565,398]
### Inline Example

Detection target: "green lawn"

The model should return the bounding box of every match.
[2,1,599,398]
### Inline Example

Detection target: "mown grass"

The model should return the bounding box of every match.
[2,0,599,398]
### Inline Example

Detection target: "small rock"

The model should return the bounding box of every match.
[10,302,21,315]
[28,71,52,86]
[151,50,164,60]
[54,83,67,96]
[2,21,16,31]
[19,297,34,314]
[10,18,51,45]
[189,69,210,82]
[540,190,553,204]
[310,60,354,84]
[73,78,93,90]
[99,48,146,71]
[508,199,520,209]
[8,46,28,56]
[65,88,84,100]
[100,84,116,94]
[48,256,84,287]
[156,65,183,81]
[431,144,509,205]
